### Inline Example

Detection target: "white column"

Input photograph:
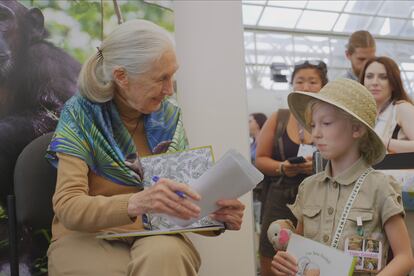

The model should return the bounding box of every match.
[173,1,256,276]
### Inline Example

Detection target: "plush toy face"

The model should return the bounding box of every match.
[278,229,290,246]
[267,221,292,251]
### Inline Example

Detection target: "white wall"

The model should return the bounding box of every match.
[173,1,256,276]
[247,88,289,117]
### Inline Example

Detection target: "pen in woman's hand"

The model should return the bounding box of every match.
[152,176,186,198]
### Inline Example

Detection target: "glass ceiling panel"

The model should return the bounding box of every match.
[368,17,405,36]
[392,42,414,60]
[333,14,372,32]
[267,1,308,9]
[242,5,263,25]
[269,56,289,64]
[296,10,339,31]
[242,0,414,98]
[375,40,396,58]
[257,55,273,64]
[329,69,346,81]
[306,1,346,12]
[344,1,382,15]
[243,32,255,50]
[259,7,302,28]
[399,21,414,38]
[255,33,292,53]
[378,1,413,18]
[242,0,267,5]
[401,62,414,71]
[256,33,292,42]
[256,34,293,64]
[255,41,273,51]
[329,37,349,67]
[293,36,330,61]
[402,72,414,95]
[245,53,255,64]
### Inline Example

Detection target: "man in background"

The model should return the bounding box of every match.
[344,30,376,80]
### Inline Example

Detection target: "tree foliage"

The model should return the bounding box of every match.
[20,0,175,63]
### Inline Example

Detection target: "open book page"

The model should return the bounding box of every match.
[287,234,356,276]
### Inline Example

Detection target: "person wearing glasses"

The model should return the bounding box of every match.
[360,56,414,153]
[45,19,245,276]
[255,60,328,276]
[343,30,376,81]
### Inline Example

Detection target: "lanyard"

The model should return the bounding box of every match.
[330,167,374,249]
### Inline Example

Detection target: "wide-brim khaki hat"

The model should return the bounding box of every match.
[288,78,385,165]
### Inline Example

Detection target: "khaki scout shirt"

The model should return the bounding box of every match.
[288,158,404,274]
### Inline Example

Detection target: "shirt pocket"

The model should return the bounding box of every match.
[303,206,322,239]
[347,209,374,234]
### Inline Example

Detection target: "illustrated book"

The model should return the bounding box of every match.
[98,147,264,239]
[287,234,356,276]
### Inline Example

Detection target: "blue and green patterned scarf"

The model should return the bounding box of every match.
[46,94,188,188]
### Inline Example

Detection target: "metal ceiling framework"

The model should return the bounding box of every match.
[242,0,414,97]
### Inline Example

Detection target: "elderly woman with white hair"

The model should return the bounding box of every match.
[46,19,245,275]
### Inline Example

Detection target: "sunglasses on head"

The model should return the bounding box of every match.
[294,60,327,75]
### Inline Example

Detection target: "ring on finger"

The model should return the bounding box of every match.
[173,201,182,211]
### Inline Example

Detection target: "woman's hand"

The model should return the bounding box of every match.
[297,156,313,175]
[282,160,301,177]
[210,199,245,230]
[283,156,313,177]
[127,178,201,220]
[271,251,298,276]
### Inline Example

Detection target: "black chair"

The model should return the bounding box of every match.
[8,132,56,276]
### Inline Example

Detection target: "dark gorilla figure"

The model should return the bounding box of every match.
[0,1,80,274]
[0,1,80,206]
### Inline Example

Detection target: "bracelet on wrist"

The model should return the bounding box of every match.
[277,162,285,176]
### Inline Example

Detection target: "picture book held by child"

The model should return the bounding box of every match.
[269,78,414,276]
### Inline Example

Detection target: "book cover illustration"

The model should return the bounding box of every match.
[141,146,214,188]
[344,236,382,273]
[287,234,355,276]
[140,146,224,231]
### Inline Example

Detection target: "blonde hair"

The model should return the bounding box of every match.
[346,30,376,54]
[304,99,376,165]
[78,19,174,103]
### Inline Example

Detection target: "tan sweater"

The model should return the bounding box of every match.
[51,95,152,241]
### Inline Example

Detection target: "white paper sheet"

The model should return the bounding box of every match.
[166,149,264,226]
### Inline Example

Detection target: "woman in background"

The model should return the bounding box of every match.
[255,60,328,276]
[360,56,414,153]
[249,112,267,163]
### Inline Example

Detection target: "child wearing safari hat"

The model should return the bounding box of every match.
[270,78,414,275]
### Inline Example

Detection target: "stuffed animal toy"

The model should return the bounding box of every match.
[267,219,295,251]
